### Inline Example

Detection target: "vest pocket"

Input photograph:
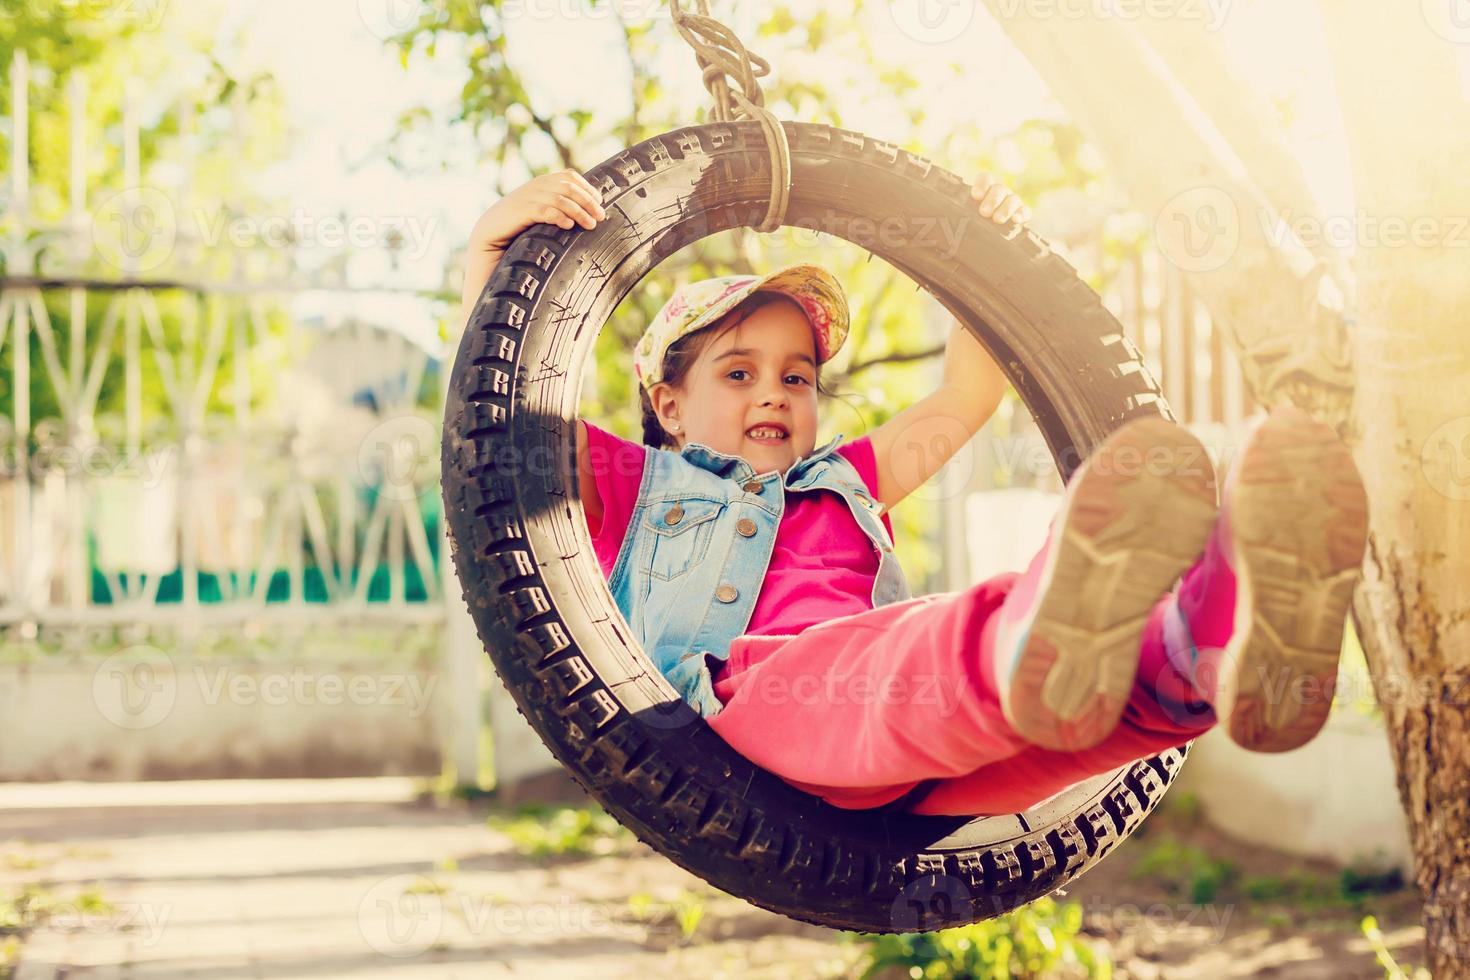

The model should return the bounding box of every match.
[643,496,723,582]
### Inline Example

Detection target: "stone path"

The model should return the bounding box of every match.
[0,779,845,979]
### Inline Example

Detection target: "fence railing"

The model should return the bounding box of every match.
[1,52,447,639]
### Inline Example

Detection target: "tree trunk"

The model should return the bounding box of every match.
[982,2,1470,971]
[1318,5,1470,974]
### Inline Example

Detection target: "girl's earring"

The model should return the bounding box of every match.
[670,422,680,432]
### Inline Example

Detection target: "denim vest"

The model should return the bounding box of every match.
[607,433,912,718]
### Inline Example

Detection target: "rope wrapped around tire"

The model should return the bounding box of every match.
[441,120,1190,932]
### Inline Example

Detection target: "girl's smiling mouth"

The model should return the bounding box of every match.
[746,424,789,444]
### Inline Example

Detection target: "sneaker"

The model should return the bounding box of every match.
[993,416,1219,751]
[1203,406,1369,752]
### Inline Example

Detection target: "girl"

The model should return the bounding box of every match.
[462,167,1370,816]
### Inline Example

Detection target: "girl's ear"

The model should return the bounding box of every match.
[648,382,682,433]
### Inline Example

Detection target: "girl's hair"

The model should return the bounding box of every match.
[638,291,835,449]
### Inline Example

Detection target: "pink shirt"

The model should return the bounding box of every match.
[581,421,896,637]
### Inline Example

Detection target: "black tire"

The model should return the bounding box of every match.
[442,120,1189,933]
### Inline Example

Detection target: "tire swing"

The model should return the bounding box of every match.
[442,1,1191,933]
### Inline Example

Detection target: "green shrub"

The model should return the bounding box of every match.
[487,804,634,858]
[1129,839,1236,904]
[848,897,1112,979]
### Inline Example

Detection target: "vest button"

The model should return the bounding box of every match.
[742,480,762,493]
[663,504,684,525]
[715,584,738,603]
[736,518,757,537]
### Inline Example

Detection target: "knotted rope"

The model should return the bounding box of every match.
[669,0,790,233]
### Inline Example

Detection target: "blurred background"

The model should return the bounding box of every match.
[0,1,1424,976]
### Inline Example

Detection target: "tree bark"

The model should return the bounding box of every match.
[1318,4,1470,974]
[984,2,1470,971]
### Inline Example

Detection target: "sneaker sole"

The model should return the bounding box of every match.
[1213,406,1369,753]
[1001,417,1219,752]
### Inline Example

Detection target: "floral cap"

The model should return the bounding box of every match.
[633,263,850,391]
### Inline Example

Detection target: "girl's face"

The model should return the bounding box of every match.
[651,297,821,475]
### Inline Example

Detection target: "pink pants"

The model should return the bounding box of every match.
[707,549,1222,816]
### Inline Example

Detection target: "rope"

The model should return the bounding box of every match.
[669,0,790,233]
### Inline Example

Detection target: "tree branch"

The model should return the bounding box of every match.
[839,343,946,381]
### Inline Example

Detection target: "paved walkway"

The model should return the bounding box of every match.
[0,779,841,979]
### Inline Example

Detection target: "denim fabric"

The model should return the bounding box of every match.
[607,433,911,718]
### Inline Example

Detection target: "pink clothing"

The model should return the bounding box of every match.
[582,422,898,638]
[709,552,1218,816]
[581,420,1221,815]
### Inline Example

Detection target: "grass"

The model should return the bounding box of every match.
[1,883,113,979]
[625,890,709,944]
[1239,862,1404,914]
[486,803,635,859]
[1125,827,1411,935]
[844,897,1113,979]
[1130,838,1238,904]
